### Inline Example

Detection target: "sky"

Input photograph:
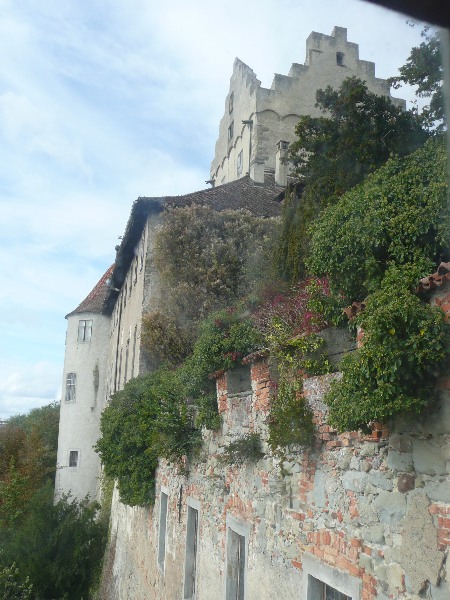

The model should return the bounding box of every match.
[0,0,428,419]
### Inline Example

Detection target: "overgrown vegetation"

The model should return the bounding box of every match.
[144,206,277,364]
[0,403,107,599]
[308,137,449,302]
[326,270,450,431]
[219,433,264,466]
[95,368,202,506]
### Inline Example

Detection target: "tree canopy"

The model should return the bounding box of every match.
[276,77,428,282]
[388,28,444,132]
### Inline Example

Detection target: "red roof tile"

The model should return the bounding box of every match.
[66,265,114,318]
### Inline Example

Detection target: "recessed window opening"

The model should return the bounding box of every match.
[237,150,243,176]
[65,372,76,402]
[228,121,234,143]
[226,527,246,600]
[183,504,199,599]
[309,576,351,600]
[227,365,252,395]
[229,92,234,113]
[336,52,345,66]
[78,319,92,342]
[68,450,79,468]
[158,491,169,572]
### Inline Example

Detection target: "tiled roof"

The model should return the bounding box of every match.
[162,173,284,217]
[66,265,114,318]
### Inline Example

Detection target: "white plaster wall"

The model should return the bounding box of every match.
[55,311,110,502]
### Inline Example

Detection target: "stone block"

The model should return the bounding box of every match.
[413,439,447,476]
[399,491,444,593]
[397,473,415,493]
[313,469,326,508]
[360,442,378,457]
[387,450,413,472]
[389,433,412,452]
[363,524,385,544]
[423,480,450,503]
[375,491,406,524]
[430,580,450,600]
[341,471,368,493]
[368,471,393,491]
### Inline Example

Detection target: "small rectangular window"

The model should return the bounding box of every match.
[158,491,169,572]
[336,52,345,66]
[77,319,93,342]
[228,121,234,143]
[183,504,199,599]
[237,150,243,177]
[69,450,79,468]
[65,373,76,402]
[229,92,234,114]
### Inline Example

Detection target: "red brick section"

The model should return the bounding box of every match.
[433,290,450,322]
[251,359,271,413]
[216,375,227,414]
[429,504,450,550]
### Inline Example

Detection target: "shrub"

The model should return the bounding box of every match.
[153,206,277,342]
[95,368,202,507]
[141,311,192,366]
[326,271,450,432]
[308,137,449,302]
[218,433,264,466]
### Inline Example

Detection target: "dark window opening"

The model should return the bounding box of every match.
[336,52,344,66]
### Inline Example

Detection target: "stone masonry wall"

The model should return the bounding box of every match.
[103,347,449,599]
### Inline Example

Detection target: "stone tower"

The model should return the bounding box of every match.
[210,26,405,187]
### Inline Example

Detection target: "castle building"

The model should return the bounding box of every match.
[210,26,404,187]
[53,26,450,600]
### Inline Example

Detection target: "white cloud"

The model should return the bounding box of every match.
[0,360,61,420]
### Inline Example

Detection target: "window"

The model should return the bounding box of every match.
[336,52,344,66]
[229,91,234,113]
[158,490,169,572]
[227,365,251,395]
[183,501,200,599]
[77,319,92,342]
[225,516,249,600]
[68,450,79,468]
[303,553,361,600]
[65,373,76,402]
[237,150,243,177]
[228,121,234,143]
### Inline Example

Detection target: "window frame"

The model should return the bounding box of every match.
[68,449,79,468]
[65,372,77,402]
[224,515,249,600]
[183,498,200,599]
[237,150,243,177]
[228,121,234,143]
[302,553,361,600]
[77,319,93,342]
[158,488,169,573]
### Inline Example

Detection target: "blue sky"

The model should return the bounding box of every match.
[0,0,426,419]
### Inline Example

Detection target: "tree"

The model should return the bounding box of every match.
[388,28,444,132]
[0,485,106,600]
[276,77,428,281]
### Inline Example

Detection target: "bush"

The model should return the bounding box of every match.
[219,433,264,466]
[0,485,106,600]
[308,137,449,302]
[153,206,277,344]
[326,272,450,432]
[95,368,202,506]
[141,311,192,366]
